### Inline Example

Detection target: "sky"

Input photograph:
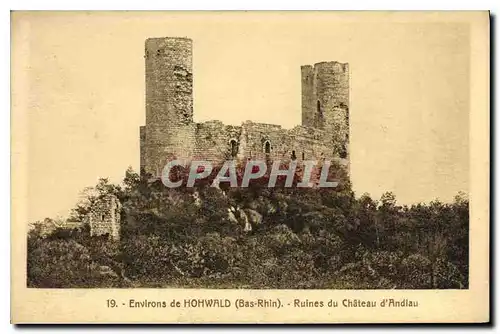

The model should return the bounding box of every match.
[12,11,470,222]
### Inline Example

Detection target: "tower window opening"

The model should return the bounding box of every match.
[339,145,347,159]
[264,141,271,154]
[230,140,238,158]
[291,150,297,161]
[302,152,305,160]
[317,100,323,119]
[101,214,105,221]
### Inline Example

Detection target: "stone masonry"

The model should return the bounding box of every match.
[140,37,350,177]
[85,194,122,241]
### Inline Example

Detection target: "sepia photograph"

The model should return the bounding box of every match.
[10,10,490,323]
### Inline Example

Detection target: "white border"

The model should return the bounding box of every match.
[3,1,498,333]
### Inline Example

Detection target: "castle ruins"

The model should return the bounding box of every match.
[139,37,351,178]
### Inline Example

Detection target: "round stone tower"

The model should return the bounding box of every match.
[143,37,196,176]
[301,61,350,159]
[315,61,349,118]
[145,37,193,126]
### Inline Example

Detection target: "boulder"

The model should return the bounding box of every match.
[243,208,263,226]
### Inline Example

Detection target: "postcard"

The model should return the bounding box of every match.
[11,10,490,324]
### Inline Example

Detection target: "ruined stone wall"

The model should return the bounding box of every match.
[286,126,331,161]
[225,124,243,155]
[234,122,338,164]
[87,194,121,241]
[193,121,232,162]
[140,37,350,178]
[237,121,285,161]
[189,122,252,163]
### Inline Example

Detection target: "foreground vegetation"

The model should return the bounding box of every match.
[27,163,469,289]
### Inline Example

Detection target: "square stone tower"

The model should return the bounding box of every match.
[86,194,121,241]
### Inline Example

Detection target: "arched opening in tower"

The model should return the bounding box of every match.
[230,139,239,158]
[317,100,323,121]
[339,144,347,159]
[264,141,271,155]
[291,150,297,161]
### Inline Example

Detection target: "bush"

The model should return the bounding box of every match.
[27,167,469,289]
[27,237,126,288]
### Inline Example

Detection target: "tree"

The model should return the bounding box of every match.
[123,166,141,192]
